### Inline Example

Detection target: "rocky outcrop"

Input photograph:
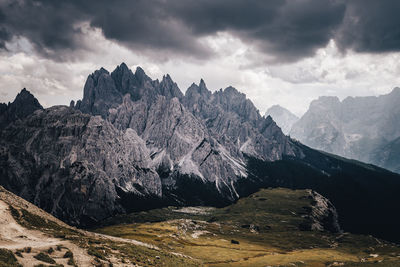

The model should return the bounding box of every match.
[306,190,341,233]
[265,105,299,135]
[183,81,301,161]
[0,105,160,226]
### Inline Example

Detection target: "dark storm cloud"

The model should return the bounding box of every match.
[0,0,400,62]
[88,0,211,58]
[167,0,345,61]
[336,0,400,54]
[0,0,212,60]
[0,1,88,58]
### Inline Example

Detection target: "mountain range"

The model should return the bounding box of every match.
[288,88,400,173]
[1,63,400,243]
[265,105,299,135]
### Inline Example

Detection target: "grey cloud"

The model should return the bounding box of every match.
[0,0,399,63]
[336,0,400,54]
[169,0,345,62]
[0,0,212,60]
[0,1,87,59]
[88,0,211,58]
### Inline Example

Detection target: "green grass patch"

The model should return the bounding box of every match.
[95,188,400,267]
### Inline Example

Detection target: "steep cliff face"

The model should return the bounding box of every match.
[75,64,304,204]
[80,66,250,203]
[290,89,400,172]
[183,81,300,161]
[290,96,347,156]
[306,190,341,233]
[0,105,161,226]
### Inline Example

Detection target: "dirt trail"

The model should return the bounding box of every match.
[0,200,93,267]
[0,186,192,266]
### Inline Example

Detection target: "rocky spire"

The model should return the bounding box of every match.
[134,66,152,85]
[158,74,184,100]
[0,88,43,128]
[79,67,122,117]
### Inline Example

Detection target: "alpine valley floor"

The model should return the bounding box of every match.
[95,188,400,267]
[1,185,400,266]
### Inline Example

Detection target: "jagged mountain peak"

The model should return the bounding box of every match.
[0,88,43,128]
[92,67,110,79]
[266,105,295,116]
[159,73,183,100]
[265,105,299,135]
[14,88,41,104]
[309,95,341,111]
[134,66,152,84]
[198,79,211,95]
[134,65,145,75]
[110,63,151,88]
[111,63,132,78]
[118,62,129,71]
[161,73,173,83]
[199,78,206,89]
[222,85,244,97]
[185,79,212,99]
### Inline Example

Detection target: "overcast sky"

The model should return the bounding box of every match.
[1,0,400,116]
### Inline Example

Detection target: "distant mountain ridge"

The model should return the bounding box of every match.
[290,88,400,173]
[1,63,400,243]
[265,105,299,134]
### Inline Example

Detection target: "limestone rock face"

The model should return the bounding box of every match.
[306,190,341,233]
[183,82,301,161]
[77,68,123,117]
[107,91,248,203]
[290,89,400,172]
[0,105,161,226]
[76,65,254,202]
[265,105,299,135]
[78,65,301,203]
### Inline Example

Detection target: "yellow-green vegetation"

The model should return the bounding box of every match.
[96,188,400,267]
[8,205,201,266]
[3,184,400,266]
[0,248,22,267]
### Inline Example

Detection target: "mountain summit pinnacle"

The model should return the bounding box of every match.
[0,88,43,128]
